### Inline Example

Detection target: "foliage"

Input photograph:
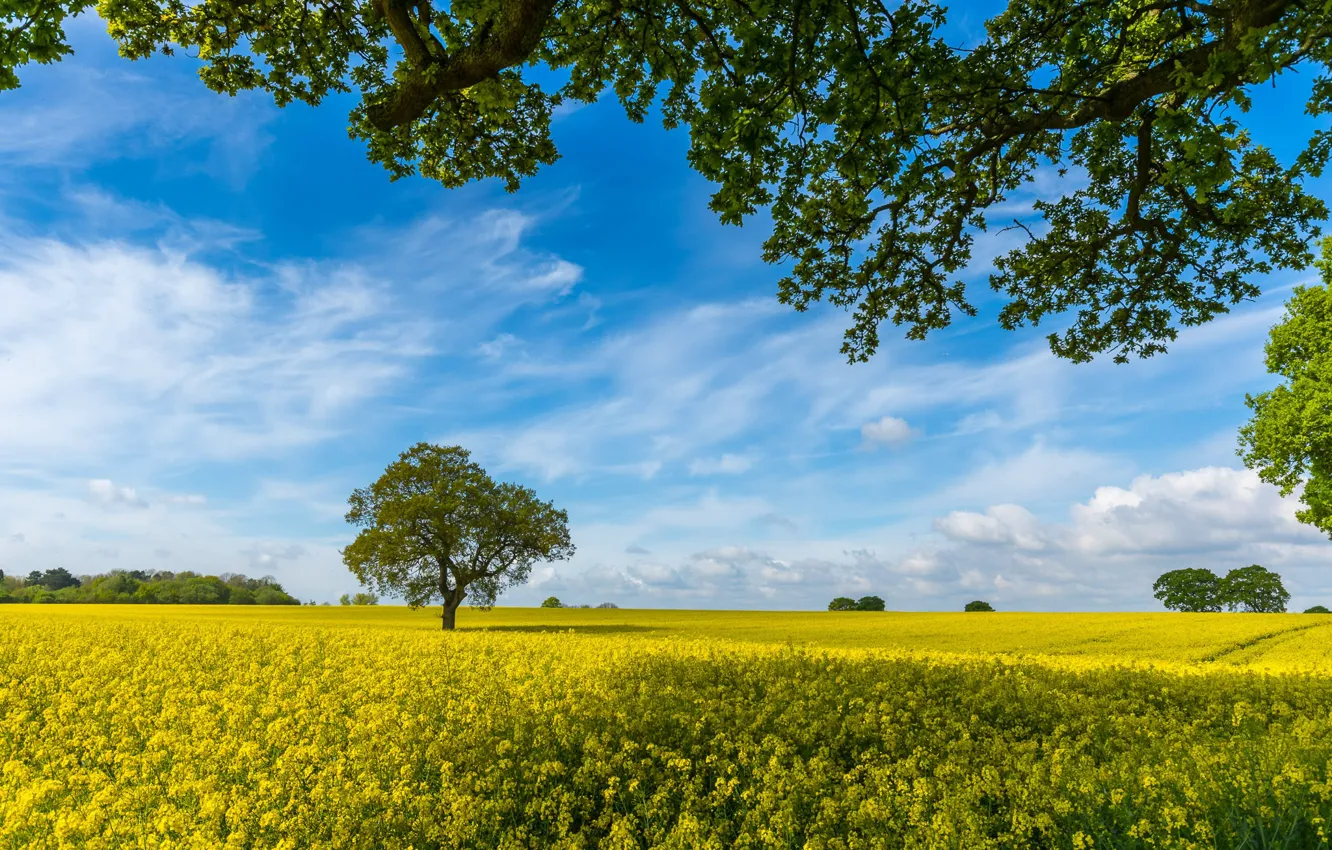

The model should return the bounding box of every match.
[1153,568,1227,612]
[830,596,886,611]
[6,0,1331,365]
[25,568,80,591]
[0,569,299,605]
[340,592,381,605]
[1306,605,1331,614]
[596,602,618,609]
[1154,566,1290,613]
[1239,241,1332,538]
[964,600,995,612]
[1221,565,1291,613]
[541,596,563,608]
[343,443,574,629]
[6,606,1332,848]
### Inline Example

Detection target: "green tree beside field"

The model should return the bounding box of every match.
[0,570,300,605]
[829,596,886,611]
[1240,246,1332,539]
[342,443,574,630]
[1154,566,1290,613]
[339,592,380,605]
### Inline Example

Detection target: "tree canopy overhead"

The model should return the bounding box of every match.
[7,0,1321,362]
[6,0,1328,363]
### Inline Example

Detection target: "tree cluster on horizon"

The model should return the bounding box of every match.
[1152,565,1292,613]
[339,592,380,606]
[828,596,886,612]
[0,568,300,605]
[541,597,618,609]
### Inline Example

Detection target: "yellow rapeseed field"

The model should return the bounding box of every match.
[4,605,1332,849]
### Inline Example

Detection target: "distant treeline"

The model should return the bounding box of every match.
[0,568,300,605]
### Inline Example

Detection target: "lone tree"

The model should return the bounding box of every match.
[7,0,1330,364]
[540,596,563,608]
[342,443,574,630]
[1152,568,1226,612]
[964,600,995,612]
[1239,241,1332,538]
[1306,605,1331,614]
[828,597,857,611]
[1221,565,1290,613]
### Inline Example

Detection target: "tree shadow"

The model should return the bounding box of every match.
[462,625,665,635]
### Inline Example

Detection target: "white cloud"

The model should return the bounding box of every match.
[0,191,600,601]
[861,416,913,448]
[897,551,940,575]
[541,545,893,607]
[0,232,433,466]
[86,478,148,509]
[242,542,307,573]
[1065,467,1311,556]
[934,504,1046,550]
[910,466,1332,610]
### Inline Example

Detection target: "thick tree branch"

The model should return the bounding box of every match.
[367,0,560,130]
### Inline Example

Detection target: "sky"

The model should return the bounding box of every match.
[1,13,1330,611]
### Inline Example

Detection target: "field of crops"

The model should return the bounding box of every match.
[4,606,1332,849]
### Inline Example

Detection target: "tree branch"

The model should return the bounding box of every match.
[366,0,560,130]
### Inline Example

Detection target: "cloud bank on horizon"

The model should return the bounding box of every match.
[0,23,1328,611]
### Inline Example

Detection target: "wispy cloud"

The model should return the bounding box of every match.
[0,61,274,184]
[0,230,430,466]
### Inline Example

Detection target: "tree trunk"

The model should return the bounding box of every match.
[441,601,459,630]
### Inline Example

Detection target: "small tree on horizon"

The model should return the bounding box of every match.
[342,443,575,630]
[854,596,886,612]
[1305,605,1331,614]
[828,597,857,611]
[541,596,563,608]
[964,600,995,612]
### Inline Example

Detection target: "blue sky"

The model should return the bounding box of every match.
[1,13,1330,610]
